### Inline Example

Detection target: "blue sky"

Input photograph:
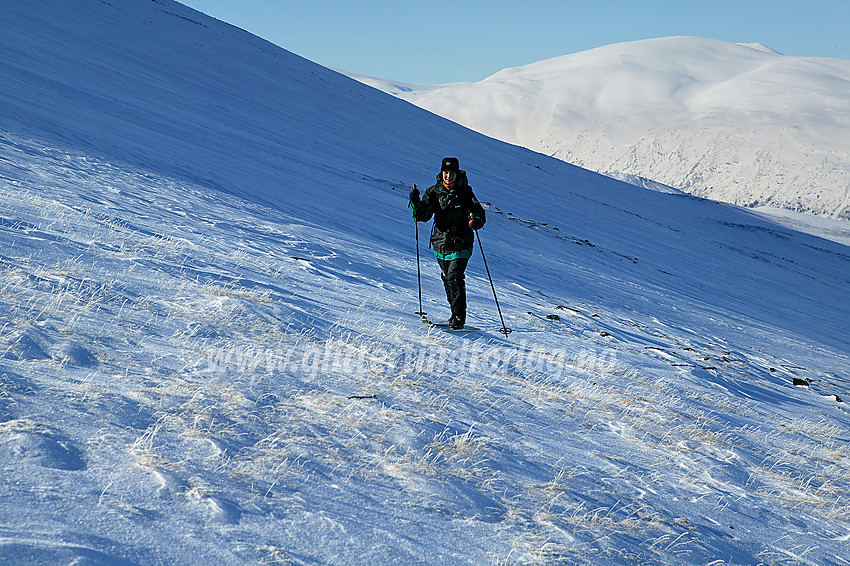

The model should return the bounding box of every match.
[181,0,850,84]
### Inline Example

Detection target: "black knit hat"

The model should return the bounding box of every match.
[440,157,460,172]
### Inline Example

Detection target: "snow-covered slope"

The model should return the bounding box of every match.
[369,37,850,219]
[2,3,850,564]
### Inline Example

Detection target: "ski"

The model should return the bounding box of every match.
[421,317,479,332]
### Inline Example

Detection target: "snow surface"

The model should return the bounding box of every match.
[359,36,850,220]
[2,1,850,564]
[754,207,850,248]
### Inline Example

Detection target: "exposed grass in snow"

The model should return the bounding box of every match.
[2,2,850,563]
[2,134,849,564]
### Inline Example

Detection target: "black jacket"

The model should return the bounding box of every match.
[410,170,486,260]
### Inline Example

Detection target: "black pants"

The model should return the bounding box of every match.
[437,257,469,323]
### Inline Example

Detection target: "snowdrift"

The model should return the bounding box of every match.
[2,1,849,564]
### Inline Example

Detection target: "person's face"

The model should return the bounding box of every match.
[442,169,457,185]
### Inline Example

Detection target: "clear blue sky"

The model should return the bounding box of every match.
[181,0,850,84]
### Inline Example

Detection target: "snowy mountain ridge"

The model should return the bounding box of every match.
[2,2,850,564]
[356,36,850,219]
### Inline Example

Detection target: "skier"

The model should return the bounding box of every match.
[409,157,486,329]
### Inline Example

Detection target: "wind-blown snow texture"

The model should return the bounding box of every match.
[357,37,850,220]
[2,2,850,564]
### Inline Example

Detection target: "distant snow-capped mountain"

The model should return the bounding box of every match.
[356,37,850,219]
[3,3,850,564]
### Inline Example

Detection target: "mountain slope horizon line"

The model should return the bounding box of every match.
[353,36,850,220]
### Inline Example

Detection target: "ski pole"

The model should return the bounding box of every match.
[475,230,512,336]
[412,186,426,319]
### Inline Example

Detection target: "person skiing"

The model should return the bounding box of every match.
[409,157,486,329]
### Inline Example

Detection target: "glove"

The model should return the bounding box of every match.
[469,216,483,230]
[409,185,420,204]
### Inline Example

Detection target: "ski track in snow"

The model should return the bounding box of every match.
[1,2,850,565]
